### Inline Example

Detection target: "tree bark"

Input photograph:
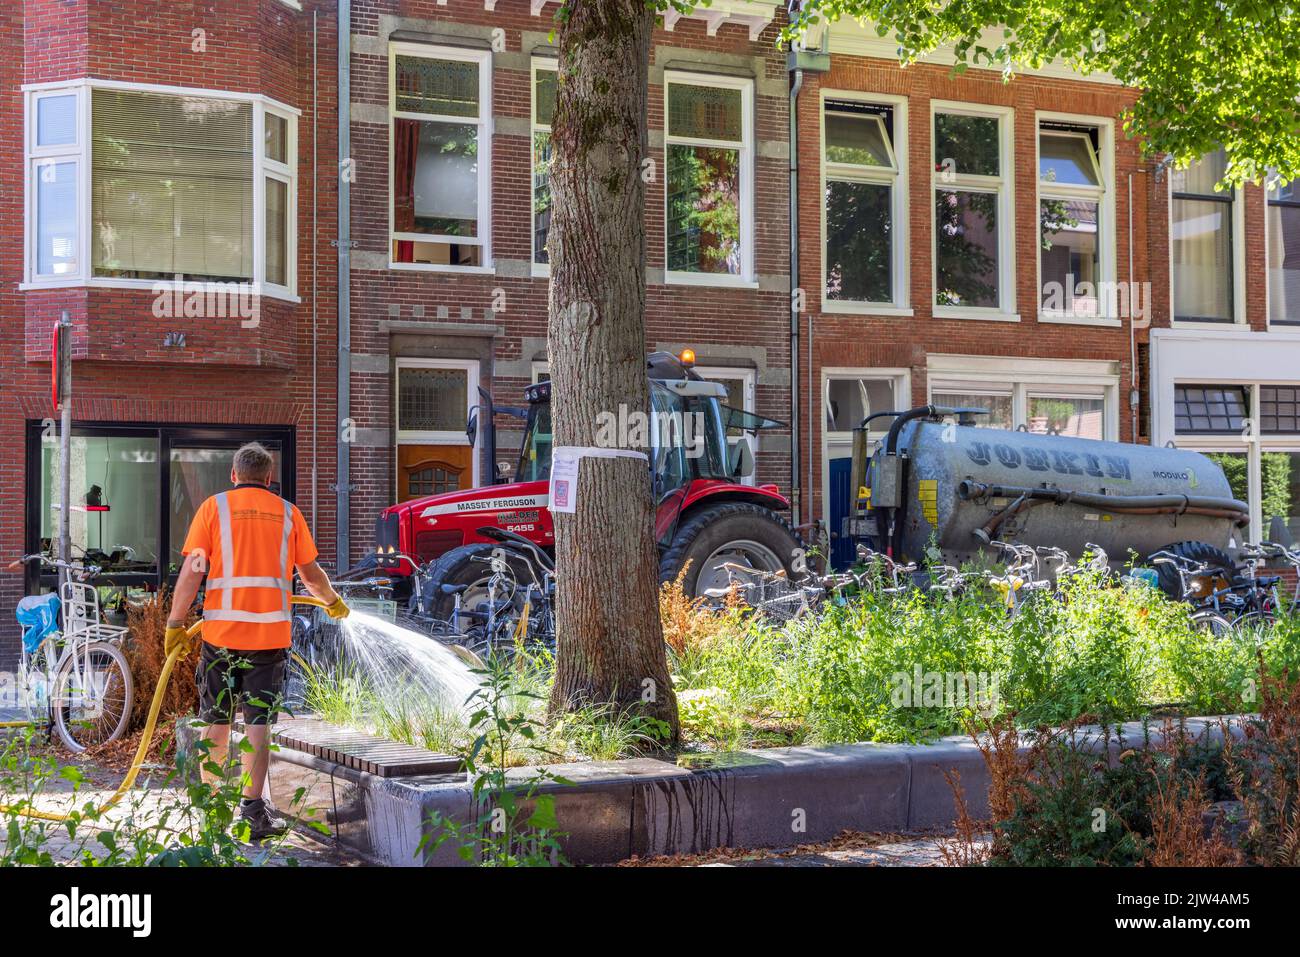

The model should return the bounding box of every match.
[546,0,678,737]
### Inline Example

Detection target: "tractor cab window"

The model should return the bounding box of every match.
[652,383,690,494]
[686,394,732,481]
[517,402,552,482]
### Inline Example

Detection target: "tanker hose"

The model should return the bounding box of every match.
[1,594,330,822]
[958,481,1250,527]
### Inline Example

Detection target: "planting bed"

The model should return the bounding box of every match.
[265,713,1243,866]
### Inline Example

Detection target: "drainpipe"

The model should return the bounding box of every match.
[786,32,830,529]
[1127,170,1137,444]
[335,0,352,571]
[311,9,319,529]
[788,65,803,525]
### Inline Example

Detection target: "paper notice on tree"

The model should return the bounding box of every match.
[548,446,649,514]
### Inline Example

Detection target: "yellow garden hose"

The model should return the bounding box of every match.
[2,595,330,822]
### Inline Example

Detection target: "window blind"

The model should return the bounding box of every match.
[92,89,254,280]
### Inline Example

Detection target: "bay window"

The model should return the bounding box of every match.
[1267,180,1300,325]
[664,73,753,284]
[1171,150,1235,323]
[823,96,905,309]
[23,81,298,294]
[932,105,1015,317]
[389,44,492,271]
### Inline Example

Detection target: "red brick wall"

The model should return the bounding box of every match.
[0,0,340,665]
[795,53,1179,524]
[344,1,795,558]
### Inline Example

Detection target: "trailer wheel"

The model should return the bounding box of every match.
[419,542,537,622]
[660,502,801,598]
[1146,540,1241,601]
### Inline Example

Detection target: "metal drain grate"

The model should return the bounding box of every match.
[273,718,461,777]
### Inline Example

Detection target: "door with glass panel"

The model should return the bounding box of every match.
[395,359,478,502]
[823,372,908,568]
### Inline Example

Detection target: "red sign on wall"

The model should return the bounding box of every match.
[51,320,69,413]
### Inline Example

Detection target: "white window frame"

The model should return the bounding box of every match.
[21,79,300,301]
[820,368,911,533]
[926,354,1120,440]
[531,56,557,278]
[261,105,297,297]
[1264,180,1299,329]
[820,90,910,316]
[1167,151,1246,328]
[394,357,481,489]
[1035,113,1118,326]
[696,365,758,486]
[663,70,755,288]
[530,360,551,384]
[1167,380,1300,543]
[388,42,493,275]
[930,101,1018,322]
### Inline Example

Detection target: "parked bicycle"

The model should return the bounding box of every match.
[9,554,134,751]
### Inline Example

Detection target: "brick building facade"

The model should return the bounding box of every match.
[3,1,1295,665]
[1,0,341,665]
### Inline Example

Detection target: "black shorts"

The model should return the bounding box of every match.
[196,642,288,726]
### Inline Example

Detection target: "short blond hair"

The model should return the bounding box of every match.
[232,442,275,484]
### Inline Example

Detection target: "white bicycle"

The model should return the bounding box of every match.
[10,554,134,752]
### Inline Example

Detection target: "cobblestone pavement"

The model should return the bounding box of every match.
[708,837,977,866]
[623,829,990,867]
[2,729,364,867]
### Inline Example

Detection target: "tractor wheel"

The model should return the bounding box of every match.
[418,542,538,622]
[659,502,801,598]
[1146,540,1241,601]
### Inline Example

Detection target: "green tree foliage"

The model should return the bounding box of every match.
[788,1,1300,187]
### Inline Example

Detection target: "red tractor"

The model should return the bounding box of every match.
[371,351,802,621]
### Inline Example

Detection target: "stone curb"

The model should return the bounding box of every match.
[262,714,1248,866]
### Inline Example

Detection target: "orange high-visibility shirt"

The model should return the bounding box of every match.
[181,485,319,650]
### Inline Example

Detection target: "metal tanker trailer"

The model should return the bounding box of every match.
[848,406,1250,568]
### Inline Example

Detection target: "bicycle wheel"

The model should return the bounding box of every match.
[18,639,59,729]
[1189,609,1234,637]
[51,640,134,752]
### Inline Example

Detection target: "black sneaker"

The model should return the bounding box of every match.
[239,798,289,840]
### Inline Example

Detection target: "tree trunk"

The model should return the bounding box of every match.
[546,0,678,737]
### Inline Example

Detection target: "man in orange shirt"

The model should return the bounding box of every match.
[163,442,348,839]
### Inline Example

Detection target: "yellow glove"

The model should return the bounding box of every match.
[324,595,351,620]
[164,623,197,659]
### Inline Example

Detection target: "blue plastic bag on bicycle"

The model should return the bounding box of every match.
[16,593,60,654]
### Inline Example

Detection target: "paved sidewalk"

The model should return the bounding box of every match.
[623,829,989,867]
[709,836,980,866]
[2,731,364,867]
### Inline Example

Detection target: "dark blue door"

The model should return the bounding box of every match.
[829,456,854,570]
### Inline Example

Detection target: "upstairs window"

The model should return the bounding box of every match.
[1172,150,1234,322]
[932,106,1014,316]
[390,45,491,270]
[664,73,753,283]
[1038,122,1109,319]
[532,60,556,268]
[1268,179,1300,325]
[24,83,297,293]
[823,99,902,307]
